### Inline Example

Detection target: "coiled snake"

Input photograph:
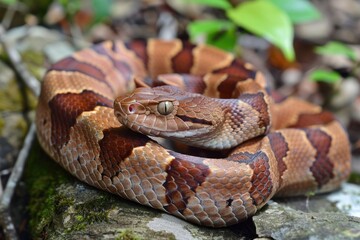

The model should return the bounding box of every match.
[36,39,351,227]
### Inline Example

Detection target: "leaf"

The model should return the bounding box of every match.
[184,0,232,10]
[270,0,321,23]
[227,0,294,61]
[91,0,111,23]
[315,41,356,61]
[207,27,237,51]
[309,70,342,84]
[187,19,235,40]
[187,20,237,51]
[0,0,16,5]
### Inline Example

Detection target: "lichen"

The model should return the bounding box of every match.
[115,229,142,240]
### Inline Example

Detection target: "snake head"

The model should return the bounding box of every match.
[114,86,223,139]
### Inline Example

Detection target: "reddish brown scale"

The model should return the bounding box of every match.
[240,92,270,130]
[230,151,273,206]
[171,42,195,73]
[164,152,210,214]
[50,57,109,86]
[291,112,335,128]
[124,40,148,66]
[304,129,334,188]
[267,132,289,183]
[248,152,273,206]
[214,59,256,79]
[217,75,248,99]
[180,75,207,94]
[98,127,150,178]
[48,91,112,149]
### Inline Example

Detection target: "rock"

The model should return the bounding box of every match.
[254,201,360,240]
[352,97,360,122]
[25,141,252,239]
[26,139,360,239]
[295,17,333,42]
[331,77,360,108]
[281,68,302,87]
[329,0,360,42]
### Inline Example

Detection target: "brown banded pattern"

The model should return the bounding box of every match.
[304,128,334,188]
[49,90,112,149]
[36,39,351,228]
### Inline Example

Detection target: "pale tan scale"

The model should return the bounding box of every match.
[271,97,322,129]
[73,49,128,96]
[147,39,182,78]
[157,74,186,90]
[191,45,234,75]
[235,78,264,95]
[42,71,114,100]
[275,129,318,196]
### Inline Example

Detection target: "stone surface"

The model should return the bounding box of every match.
[254,201,360,240]
[26,140,360,239]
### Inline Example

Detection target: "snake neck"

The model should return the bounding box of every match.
[172,93,271,150]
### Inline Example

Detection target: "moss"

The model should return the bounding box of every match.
[65,194,114,232]
[115,229,142,240]
[24,140,73,237]
[0,117,4,135]
[21,50,46,80]
[349,172,360,185]
[0,76,23,112]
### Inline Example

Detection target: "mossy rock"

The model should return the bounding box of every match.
[25,141,251,239]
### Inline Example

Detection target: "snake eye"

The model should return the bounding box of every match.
[158,101,174,115]
[128,104,135,114]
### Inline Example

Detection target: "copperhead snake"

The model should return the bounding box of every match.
[36,39,351,227]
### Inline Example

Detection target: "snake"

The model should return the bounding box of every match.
[36,39,351,227]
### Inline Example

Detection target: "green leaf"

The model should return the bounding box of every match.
[309,70,342,83]
[187,19,235,40]
[207,28,237,51]
[184,0,232,10]
[270,0,321,23]
[315,41,356,61]
[227,0,294,61]
[187,20,237,51]
[91,0,111,23]
[0,0,16,5]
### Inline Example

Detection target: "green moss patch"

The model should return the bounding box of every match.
[24,140,73,237]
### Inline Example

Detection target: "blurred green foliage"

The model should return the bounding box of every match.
[187,0,321,61]
[316,41,356,62]
[310,41,357,84]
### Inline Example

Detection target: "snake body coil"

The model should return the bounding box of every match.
[36,39,351,227]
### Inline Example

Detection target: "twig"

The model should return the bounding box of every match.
[1,3,16,30]
[0,11,41,238]
[0,25,40,97]
[0,123,36,240]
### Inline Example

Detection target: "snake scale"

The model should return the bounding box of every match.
[36,39,351,227]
